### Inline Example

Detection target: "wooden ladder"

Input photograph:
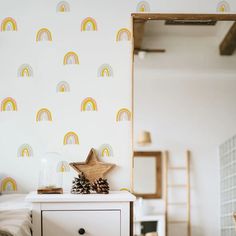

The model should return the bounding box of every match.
[164,150,191,236]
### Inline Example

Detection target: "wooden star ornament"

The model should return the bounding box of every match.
[69,148,115,182]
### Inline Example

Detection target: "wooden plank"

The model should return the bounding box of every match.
[220,22,236,55]
[132,13,236,21]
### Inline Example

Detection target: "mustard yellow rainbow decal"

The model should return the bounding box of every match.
[1,97,17,111]
[17,144,33,158]
[18,64,33,77]
[36,108,52,122]
[36,28,52,42]
[1,17,17,31]
[116,108,132,122]
[56,81,70,93]
[63,131,79,145]
[56,1,70,12]
[81,17,97,31]
[217,1,230,12]
[1,177,17,193]
[63,51,79,65]
[98,64,113,78]
[99,144,114,157]
[57,161,70,172]
[120,188,130,192]
[116,28,131,42]
[81,97,97,111]
[136,1,150,12]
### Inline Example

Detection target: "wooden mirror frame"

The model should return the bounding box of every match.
[130,12,236,198]
[133,151,162,199]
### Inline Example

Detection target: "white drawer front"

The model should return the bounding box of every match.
[42,210,120,236]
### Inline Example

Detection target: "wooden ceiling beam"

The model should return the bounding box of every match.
[220,22,236,55]
[133,19,146,51]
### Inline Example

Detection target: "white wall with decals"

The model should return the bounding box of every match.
[0,0,235,194]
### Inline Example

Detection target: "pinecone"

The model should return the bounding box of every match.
[71,173,91,194]
[92,178,110,194]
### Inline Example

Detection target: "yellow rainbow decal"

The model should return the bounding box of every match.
[116,28,131,42]
[63,51,79,65]
[98,64,113,78]
[217,1,230,12]
[116,108,132,122]
[17,144,33,158]
[1,177,17,192]
[57,161,70,172]
[99,144,114,157]
[56,1,70,12]
[137,1,150,12]
[36,28,52,42]
[1,97,17,111]
[36,108,52,122]
[1,17,17,31]
[18,64,33,77]
[81,97,97,111]
[63,131,79,145]
[81,17,97,31]
[56,81,70,93]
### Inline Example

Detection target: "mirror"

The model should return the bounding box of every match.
[132,15,236,236]
[133,151,162,198]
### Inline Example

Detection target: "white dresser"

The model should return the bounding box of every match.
[26,191,135,236]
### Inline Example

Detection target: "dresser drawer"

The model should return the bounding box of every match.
[42,210,121,236]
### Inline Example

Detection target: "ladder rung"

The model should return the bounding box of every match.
[168,221,188,224]
[168,167,186,170]
[168,184,187,188]
[168,202,187,206]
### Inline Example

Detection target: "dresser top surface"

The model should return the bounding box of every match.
[26,191,136,203]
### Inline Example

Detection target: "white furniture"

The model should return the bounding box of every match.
[134,214,166,236]
[26,191,135,236]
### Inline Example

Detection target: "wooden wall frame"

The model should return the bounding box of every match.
[130,13,236,195]
[133,151,162,199]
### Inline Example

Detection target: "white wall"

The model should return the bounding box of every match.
[134,31,236,236]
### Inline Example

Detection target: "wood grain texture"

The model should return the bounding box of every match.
[132,13,236,21]
[37,188,63,194]
[70,148,115,182]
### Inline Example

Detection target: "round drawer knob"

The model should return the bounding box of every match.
[78,228,85,235]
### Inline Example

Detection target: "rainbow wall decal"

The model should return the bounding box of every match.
[1,17,17,31]
[217,1,230,12]
[81,97,97,111]
[17,64,33,77]
[116,28,131,42]
[81,17,97,31]
[63,51,79,65]
[36,108,52,122]
[136,1,150,12]
[116,108,132,122]
[56,1,70,12]
[99,144,114,157]
[0,177,17,193]
[1,97,17,111]
[56,81,70,93]
[63,131,79,145]
[36,28,52,42]
[97,64,113,78]
[57,161,70,172]
[17,144,33,158]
